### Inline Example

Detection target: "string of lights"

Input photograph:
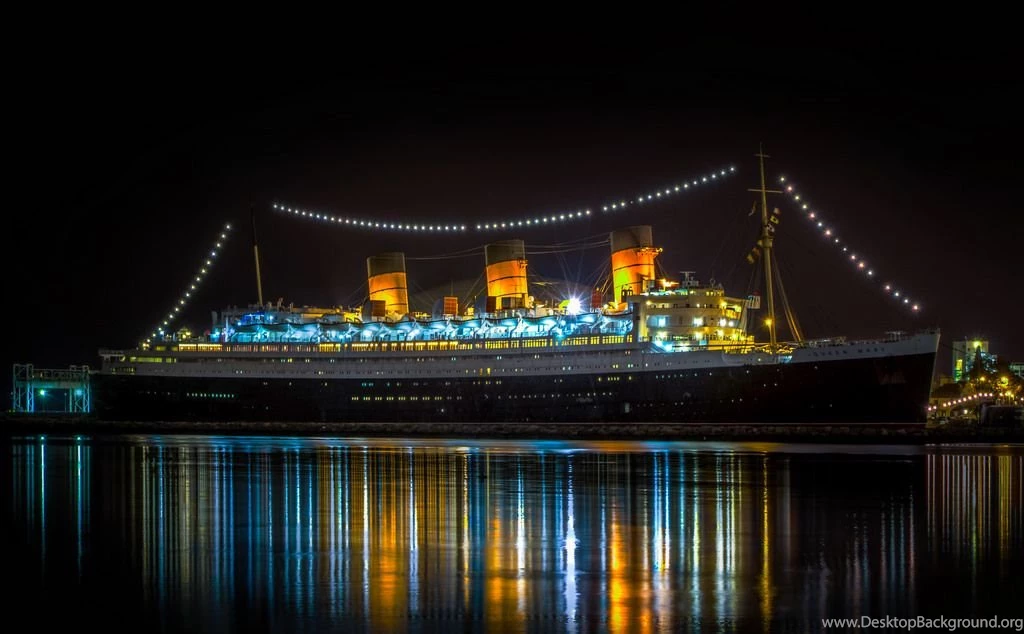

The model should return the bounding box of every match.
[271,165,736,234]
[777,175,921,313]
[927,392,995,413]
[144,222,233,345]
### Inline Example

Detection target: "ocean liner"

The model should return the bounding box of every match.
[93,158,939,424]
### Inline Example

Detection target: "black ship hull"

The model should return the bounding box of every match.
[93,351,936,424]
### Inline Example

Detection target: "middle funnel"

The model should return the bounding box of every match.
[485,239,528,310]
[611,226,661,304]
[367,252,409,317]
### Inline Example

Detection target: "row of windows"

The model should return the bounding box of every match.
[121,352,741,378]
[353,395,465,402]
[326,379,507,389]
[810,347,885,357]
[124,365,642,378]
[127,348,640,375]
[175,336,631,355]
[139,390,232,399]
[350,391,622,403]
[170,348,636,364]
[128,356,176,363]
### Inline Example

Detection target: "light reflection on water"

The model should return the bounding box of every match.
[3,436,1023,632]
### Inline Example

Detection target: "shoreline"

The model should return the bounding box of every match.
[2,415,1023,443]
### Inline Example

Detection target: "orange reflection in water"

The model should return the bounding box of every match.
[6,438,1024,631]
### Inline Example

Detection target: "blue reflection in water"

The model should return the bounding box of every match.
[3,436,1023,632]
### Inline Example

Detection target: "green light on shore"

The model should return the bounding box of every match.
[38,389,47,396]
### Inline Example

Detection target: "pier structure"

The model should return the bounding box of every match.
[11,364,92,413]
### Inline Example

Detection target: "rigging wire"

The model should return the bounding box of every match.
[723,216,764,292]
[404,235,610,261]
[406,245,485,261]
[405,276,431,304]
[527,233,610,253]
[587,257,612,298]
[772,250,804,342]
[708,200,756,282]
[460,270,486,312]
[338,279,368,309]
[591,257,612,295]
[745,258,759,299]
[526,241,609,255]
[773,218,847,335]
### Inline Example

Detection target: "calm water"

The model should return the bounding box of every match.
[2,436,1022,632]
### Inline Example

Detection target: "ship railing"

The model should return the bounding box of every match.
[141,333,638,356]
[642,339,768,354]
[788,330,940,352]
[735,342,795,355]
[799,337,849,348]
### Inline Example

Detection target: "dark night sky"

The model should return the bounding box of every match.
[4,27,1021,399]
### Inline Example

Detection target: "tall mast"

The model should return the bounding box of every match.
[251,206,265,307]
[748,145,782,352]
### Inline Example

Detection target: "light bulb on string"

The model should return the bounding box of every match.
[779,175,922,313]
[146,221,232,343]
[272,165,734,234]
